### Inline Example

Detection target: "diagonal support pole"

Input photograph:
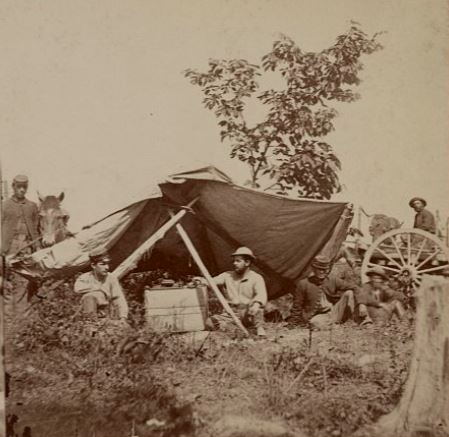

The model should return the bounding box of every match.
[170,213,249,337]
[113,197,199,280]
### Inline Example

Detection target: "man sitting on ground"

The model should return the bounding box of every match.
[207,247,267,337]
[355,266,405,325]
[74,248,129,324]
[288,255,355,329]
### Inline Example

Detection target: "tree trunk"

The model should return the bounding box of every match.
[371,275,449,437]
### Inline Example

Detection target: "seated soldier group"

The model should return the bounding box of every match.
[75,244,405,337]
[287,255,405,329]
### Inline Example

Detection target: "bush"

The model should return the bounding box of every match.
[6,277,202,437]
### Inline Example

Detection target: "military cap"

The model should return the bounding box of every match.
[366,266,388,279]
[89,247,111,264]
[13,174,29,184]
[311,255,331,269]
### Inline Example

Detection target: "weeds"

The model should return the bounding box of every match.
[5,276,414,437]
[5,277,202,437]
[257,322,413,437]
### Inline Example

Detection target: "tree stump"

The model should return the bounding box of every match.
[371,275,449,437]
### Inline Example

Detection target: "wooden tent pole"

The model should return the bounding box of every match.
[171,217,249,337]
[113,197,199,280]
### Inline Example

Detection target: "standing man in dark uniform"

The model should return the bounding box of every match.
[2,175,40,256]
[1,175,40,331]
[409,197,436,234]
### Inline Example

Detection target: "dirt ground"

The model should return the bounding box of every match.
[6,315,414,437]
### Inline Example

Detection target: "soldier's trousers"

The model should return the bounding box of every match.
[210,304,264,330]
[310,290,355,329]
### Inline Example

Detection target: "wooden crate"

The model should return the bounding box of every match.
[144,286,209,332]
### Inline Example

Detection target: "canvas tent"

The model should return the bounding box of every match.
[9,166,353,300]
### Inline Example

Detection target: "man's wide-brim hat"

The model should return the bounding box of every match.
[409,197,427,208]
[89,247,111,264]
[311,255,331,269]
[231,247,256,259]
[13,174,29,184]
[366,266,388,279]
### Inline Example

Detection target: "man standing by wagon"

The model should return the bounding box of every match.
[409,197,436,234]
[288,255,356,329]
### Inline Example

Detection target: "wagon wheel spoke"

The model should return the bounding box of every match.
[412,237,428,266]
[412,276,422,286]
[415,248,441,270]
[372,246,403,269]
[362,228,449,286]
[407,233,412,264]
[416,264,449,275]
[410,280,421,294]
[367,262,401,275]
[389,236,407,266]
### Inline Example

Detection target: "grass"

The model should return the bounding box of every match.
[5,278,414,437]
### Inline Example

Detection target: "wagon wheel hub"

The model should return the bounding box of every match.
[398,266,417,281]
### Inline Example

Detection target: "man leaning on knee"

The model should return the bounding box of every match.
[207,247,267,337]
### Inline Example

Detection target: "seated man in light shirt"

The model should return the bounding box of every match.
[207,247,268,337]
[74,248,129,323]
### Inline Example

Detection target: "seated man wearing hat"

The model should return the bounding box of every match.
[355,266,405,325]
[288,255,356,329]
[74,249,129,323]
[208,247,267,337]
[409,197,436,234]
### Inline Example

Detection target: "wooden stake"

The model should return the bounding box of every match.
[172,220,249,337]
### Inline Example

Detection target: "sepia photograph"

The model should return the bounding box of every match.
[1,1,449,436]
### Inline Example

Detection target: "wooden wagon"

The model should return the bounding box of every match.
[360,227,449,303]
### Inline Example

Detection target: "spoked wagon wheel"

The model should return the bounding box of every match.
[361,228,449,302]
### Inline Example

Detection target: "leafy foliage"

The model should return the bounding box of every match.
[185,22,383,198]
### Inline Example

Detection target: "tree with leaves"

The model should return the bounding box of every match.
[185,23,383,199]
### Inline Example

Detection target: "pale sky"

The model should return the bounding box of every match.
[1,0,448,234]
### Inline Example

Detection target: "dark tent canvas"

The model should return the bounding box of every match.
[9,166,353,298]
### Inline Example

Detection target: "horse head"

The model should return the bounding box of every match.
[38,191,70,247]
